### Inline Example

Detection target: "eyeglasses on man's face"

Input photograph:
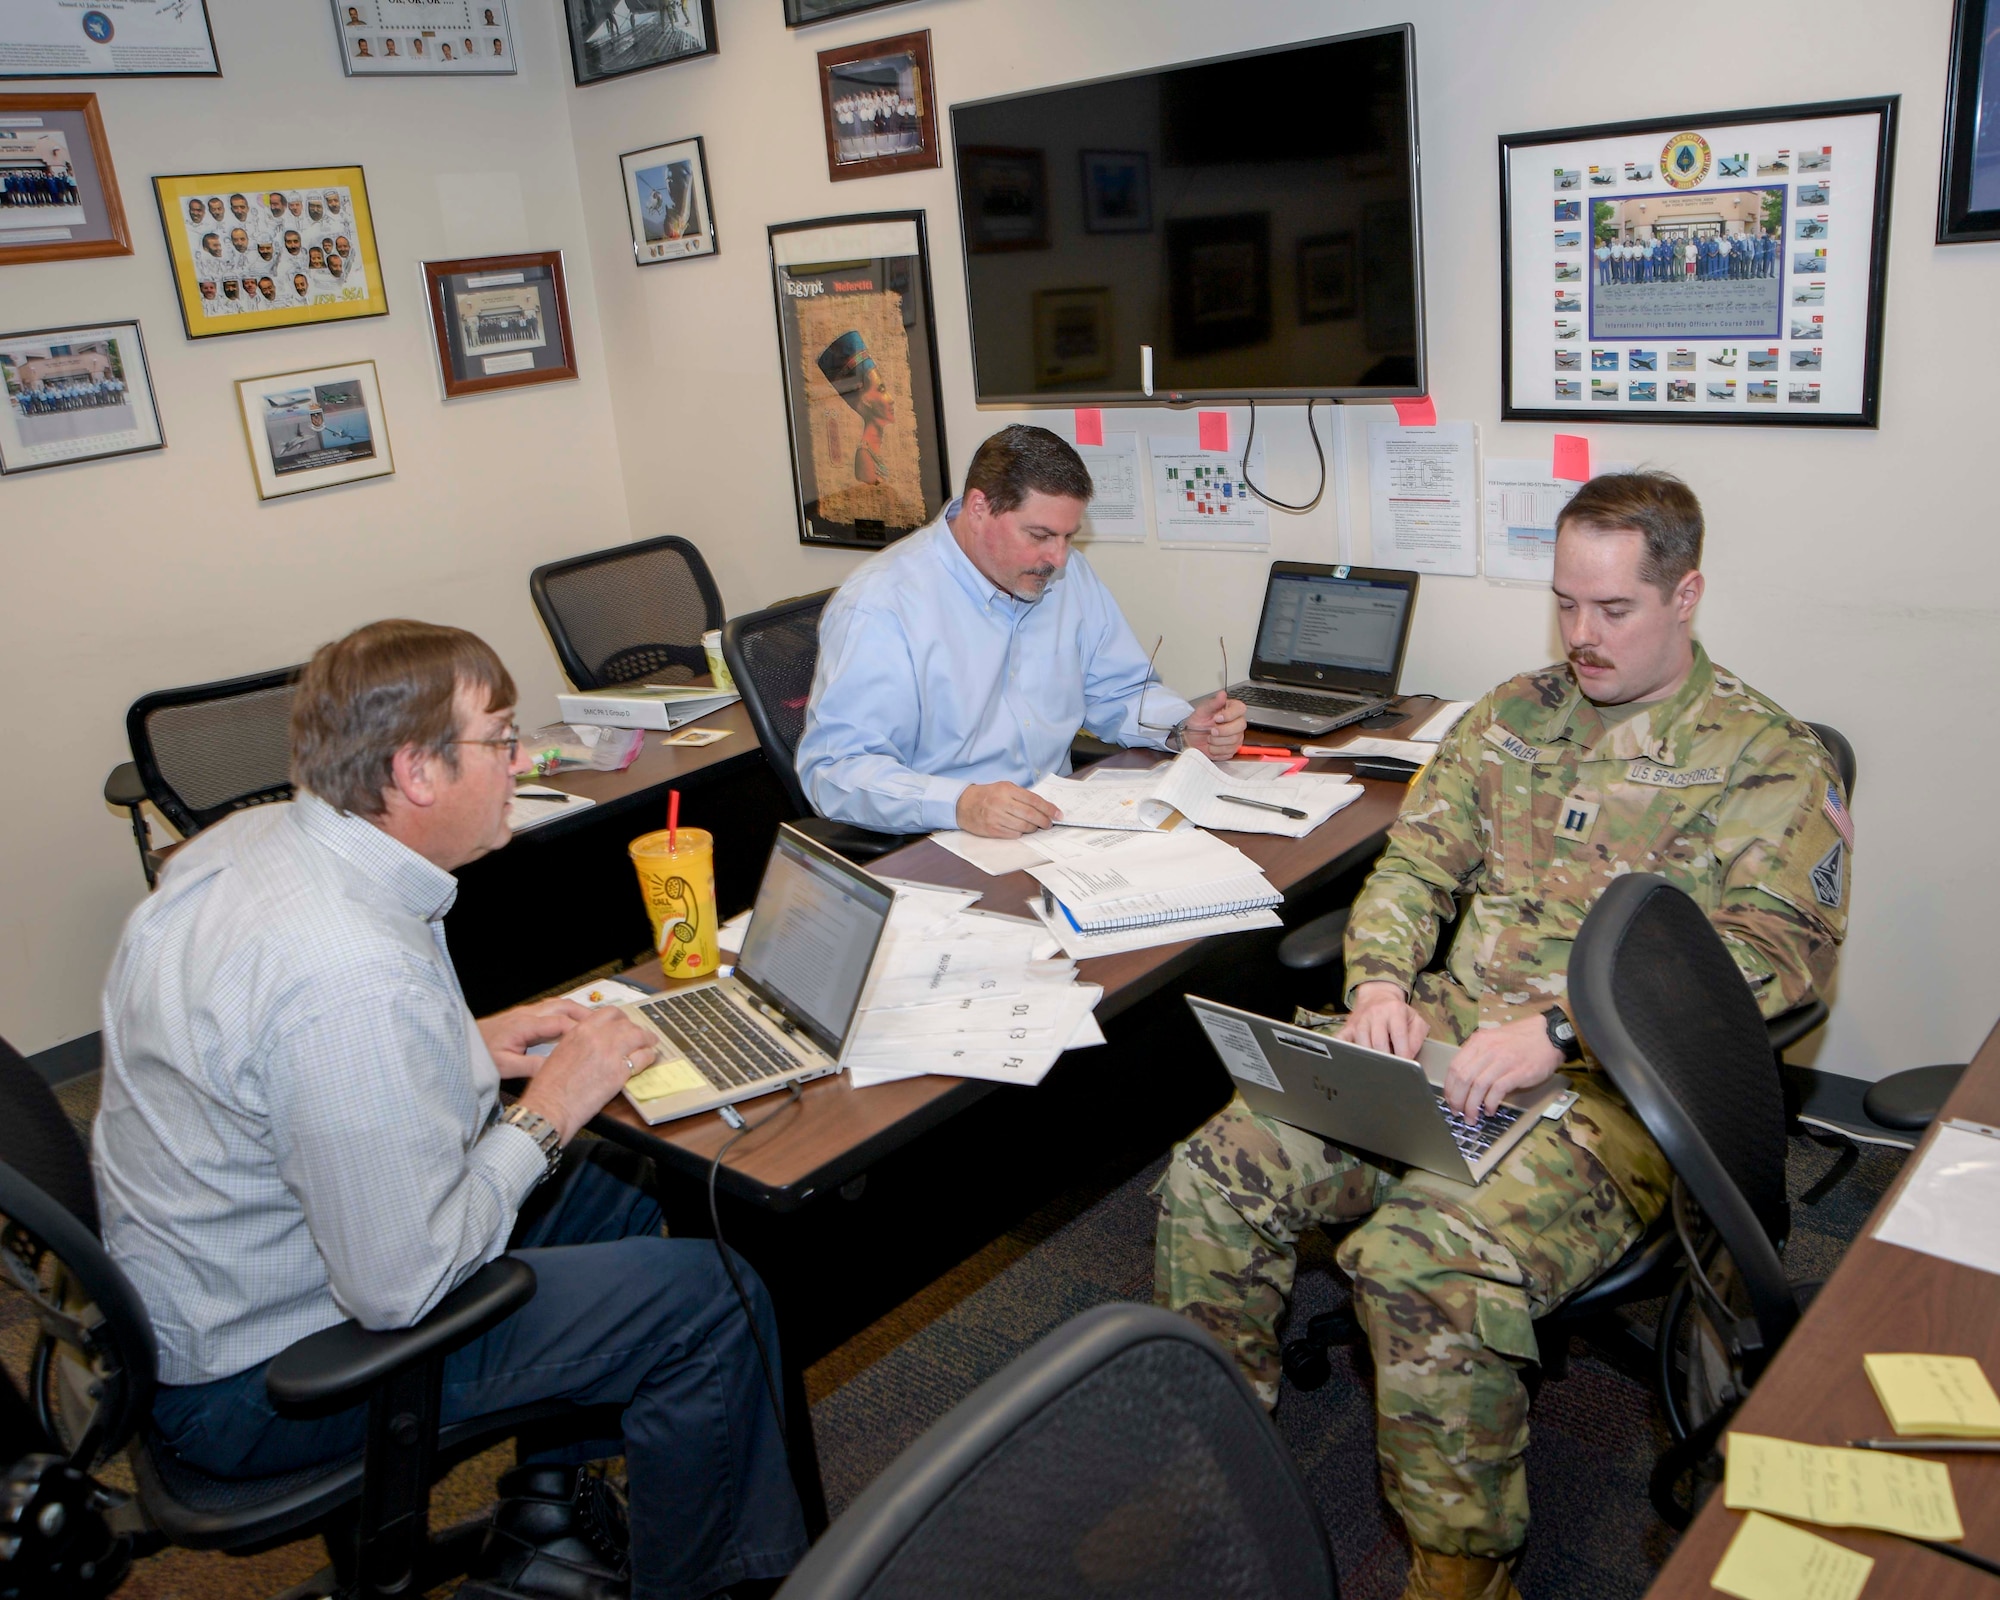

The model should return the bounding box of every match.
[453,726,521,763]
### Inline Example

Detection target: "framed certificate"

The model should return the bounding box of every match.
[421,252,577,398]
[0,0,219,79]
[333,0,517,77]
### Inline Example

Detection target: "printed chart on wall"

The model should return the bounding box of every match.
[1076,431,1145,542]
[1501,99,1896,426]
[1367,421,1477,576]
[1481,458,1632,583]
[1148,438,1268,549]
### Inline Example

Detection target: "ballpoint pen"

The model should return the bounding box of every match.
[1217,793,1306,820]
[1847,1437,2000,1453]
[513,790,572,803]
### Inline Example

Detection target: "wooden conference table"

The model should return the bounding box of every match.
[588,698,1445,1209]
[1643,1018,2000,1597]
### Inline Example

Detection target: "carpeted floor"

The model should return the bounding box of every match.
[18,1076,1901,1600]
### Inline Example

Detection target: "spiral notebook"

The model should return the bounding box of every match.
[1039,873,1282,935]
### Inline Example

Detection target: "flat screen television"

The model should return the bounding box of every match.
[949,25,1425,405]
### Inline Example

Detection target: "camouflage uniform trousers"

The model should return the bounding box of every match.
[1153,1073,1669,1558]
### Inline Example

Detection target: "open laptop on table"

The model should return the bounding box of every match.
[618,824,895,1125]
[1186,996,1575,1185]
[1229,562,1420,737]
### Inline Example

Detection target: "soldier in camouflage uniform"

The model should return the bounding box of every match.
[1155,472,1852,1600]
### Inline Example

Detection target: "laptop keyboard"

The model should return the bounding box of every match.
[1237,684,1375,716]
[1434,1093,1523,1161]
[639,988,802,1093]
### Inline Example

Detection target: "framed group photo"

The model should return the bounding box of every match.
[564,0,715,87]
[0,93,131,267]
[620,136,718,265]
[235,360,393,500]
[768,210,948,549]
[1499,98,1898,427]
[422,251,577,398]
[154,166,387,340]
[1,1,219,78]
[1939,0,2000,242]
[0,319,162,475]
[816,30,939,181]
[333,0,517,76]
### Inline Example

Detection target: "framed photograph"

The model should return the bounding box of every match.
[422,252,576,398]
[785,0,914,24]
[235,360,393,500]
[1079,149,1151,234]
[154,167,386,341]
[1166,212,1271,356]
[1296,232,1357,323]
[2,1,218,78]
[1939,0,2000,242]
[564,0,715,87]
[1033,287,1112,388]
[620,136,717,265]
[0,320,161,475]
[1499,98,1898,427]
[817,30,938,181]
[768,210,948,550]
[0,94,130,267]
[957,145,1047,252]
[334,0,517,77]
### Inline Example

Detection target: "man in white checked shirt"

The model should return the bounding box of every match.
[95,620,806,1600]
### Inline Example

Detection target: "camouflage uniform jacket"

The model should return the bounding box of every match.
[1344,644,1851,1188]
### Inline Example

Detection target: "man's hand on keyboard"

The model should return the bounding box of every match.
[478,998,594,1079]
[517,1008,658,1143]
[1442,1016,1561,1120]
[957,781,1062,838]
[1339,981,1430,1058]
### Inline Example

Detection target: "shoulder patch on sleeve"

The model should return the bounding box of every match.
[1810,842,1846,908]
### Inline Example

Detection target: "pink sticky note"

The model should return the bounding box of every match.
[1198,410,1229,452]
[1552,434,1591,481]
[1393,395,1438,427]
[1073,408,1104,448]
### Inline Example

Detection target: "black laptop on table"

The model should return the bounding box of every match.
[1228,562,1421,737]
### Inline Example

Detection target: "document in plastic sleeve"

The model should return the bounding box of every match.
[1873,1120,2000,1278]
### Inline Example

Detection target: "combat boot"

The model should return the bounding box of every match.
[1399,1544,1524,1600]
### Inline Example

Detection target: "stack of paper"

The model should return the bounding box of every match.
[841,884,1103,1090]
[1410,700,1474,742]
[1025,826,1284,956]
[506,785,597,833]
[1030,748,1361,839]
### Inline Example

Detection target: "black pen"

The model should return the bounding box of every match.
[1218,793,1306,820]
[514,790,571,803]
[1848,1437,2000,1453]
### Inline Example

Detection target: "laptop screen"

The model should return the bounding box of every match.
[736,826,895,1056]
[1249,564,1418,693]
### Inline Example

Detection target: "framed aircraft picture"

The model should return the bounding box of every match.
[421,251,577,398]
[155,166,387,340]
[619,135,718,265]
[1499,98,1898,427]
[235,359,393,500]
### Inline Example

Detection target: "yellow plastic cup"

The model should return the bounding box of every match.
[701,630,735,693]
[629,828,721,980]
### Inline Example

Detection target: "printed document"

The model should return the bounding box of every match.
[1367,421,1478,577]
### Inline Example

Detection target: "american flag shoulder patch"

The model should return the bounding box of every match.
[1822,784,1854,848]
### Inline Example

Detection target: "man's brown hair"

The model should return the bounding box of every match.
[962,424,1095,515]
[292,619,515,817]
[1555,470,1705,597]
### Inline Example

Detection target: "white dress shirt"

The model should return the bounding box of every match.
[795,500,1192,833]
[95,793,546,1387]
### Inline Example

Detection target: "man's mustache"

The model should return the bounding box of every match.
[1569,649,1613,669]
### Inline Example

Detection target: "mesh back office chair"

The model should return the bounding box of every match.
[102,668,303,888]
[0,1037,611,1600]
[775,1303,1339,1600]
[721,593,918,862]
[1568,874,1809,1526]
[529,535,724,690]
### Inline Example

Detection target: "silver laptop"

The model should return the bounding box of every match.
[1186,996,1574,1184]
[618,825,895,1125]
[1228,562,1421,736]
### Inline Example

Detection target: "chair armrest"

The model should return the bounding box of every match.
[104,762,146,810]
[1764,998,1828,1054]
[1277,909,1350,972]
[790,815,924,863]
[265,1258,536,1417]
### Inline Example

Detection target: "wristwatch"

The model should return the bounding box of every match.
[1543,1005,1584,1065]
[496,1103,564,1185]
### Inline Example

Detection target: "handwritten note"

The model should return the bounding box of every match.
[1711,1512,1874,1600]
[1724,1432,1963,1541]
[1864,1354,2000,1437]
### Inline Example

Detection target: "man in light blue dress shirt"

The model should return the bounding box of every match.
[797,425,1246,837]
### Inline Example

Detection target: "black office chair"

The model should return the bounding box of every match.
[774,1302,1339,1600]
[1568,874,1813,1528]
[103,667,303,888]
[530,535,725,690]
[721,593,920,863]
[0,1036,612,1600]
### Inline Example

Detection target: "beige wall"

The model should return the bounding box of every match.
[0,0,632,1054]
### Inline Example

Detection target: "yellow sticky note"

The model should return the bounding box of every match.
[1864,1354,2000,1438]
[1711,1512,1873,1600]
[625,1056,706,1102]
[1725,1432,1963,1541]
